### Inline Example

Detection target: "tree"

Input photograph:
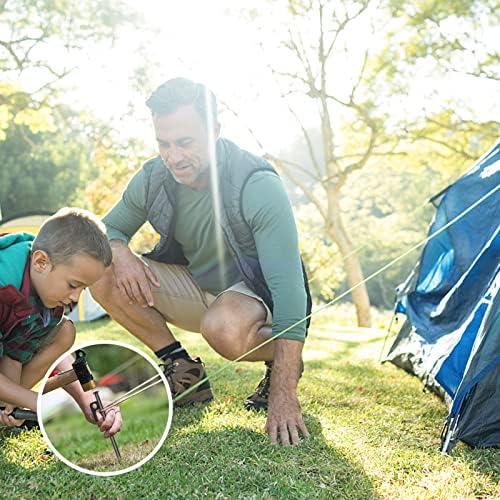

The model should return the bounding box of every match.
[0,0,133,95]
[379,0,499,161]
[387,0,499,82]
[238,0,405,326]
[0,98,99,218]
[0,0,139,218]
[234,0,499,325]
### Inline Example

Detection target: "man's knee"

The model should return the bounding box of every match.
[200,311,246,361]
[54,320,76,352]
[90,265,118,306]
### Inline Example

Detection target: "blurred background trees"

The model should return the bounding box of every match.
[1,0,498,323]
[0,0,138,218]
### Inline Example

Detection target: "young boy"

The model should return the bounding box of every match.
[0,207,121,437]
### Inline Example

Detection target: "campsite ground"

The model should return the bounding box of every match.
[0,309,498,498]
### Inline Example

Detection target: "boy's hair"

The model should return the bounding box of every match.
[145,77,217,125]
[32,208,112,267]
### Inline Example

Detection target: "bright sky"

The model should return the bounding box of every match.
[53,1,499,157]
[64,1,288,154]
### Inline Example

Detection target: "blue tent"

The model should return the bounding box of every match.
[385,142,499,452]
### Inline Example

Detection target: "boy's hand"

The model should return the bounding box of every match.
[88,403,122,439]
[62,367,123,439]
[0,404,25,427]
[78,392,122,438]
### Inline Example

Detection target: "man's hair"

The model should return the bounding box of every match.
[145,77,217,124]
[32,207,112,267]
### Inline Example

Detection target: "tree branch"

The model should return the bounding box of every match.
[275,157,321,182]
[287,27,316,91]
[266,154,326,221]
[218,98,268,153]
[324,0,371,61]
[350,48,369,102]
[282,98,323,177]
[0,39,22,69]
[409,134,475,159]
[257,38,323,177]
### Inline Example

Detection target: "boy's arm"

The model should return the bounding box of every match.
[0,355,37,427]
[0,372,38,410]
[0,355,38,411]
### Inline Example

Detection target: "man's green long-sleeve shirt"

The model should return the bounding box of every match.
[103,168,307,341]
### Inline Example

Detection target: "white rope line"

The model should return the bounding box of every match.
[102,373,164,410]
[306,185,434,285]
[174,182,500,402]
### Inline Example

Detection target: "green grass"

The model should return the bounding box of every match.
[0,313,498,498]
[43,391,169,472]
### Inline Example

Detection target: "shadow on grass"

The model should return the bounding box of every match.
[0,417,376,498]
[145,412,378,498]
[453,445,500,483]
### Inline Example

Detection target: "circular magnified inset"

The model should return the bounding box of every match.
[38,340,172,476]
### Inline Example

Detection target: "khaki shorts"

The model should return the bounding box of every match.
[144,259,272,333]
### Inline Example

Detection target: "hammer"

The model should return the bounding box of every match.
[42,349,96,394]
[45,349,122,461]
[0,349,96,422]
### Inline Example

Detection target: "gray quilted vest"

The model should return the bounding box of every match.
[142,138,312,324]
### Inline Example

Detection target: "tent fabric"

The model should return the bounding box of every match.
[0,213,107,323]
[0,212,53,234]
[67,288,108,323]
[385,142,500,452]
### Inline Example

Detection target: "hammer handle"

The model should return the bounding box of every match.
[0,406,38,421]
[42,370,78,394]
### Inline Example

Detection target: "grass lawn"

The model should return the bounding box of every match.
[0,313,498,498]
[43,391,169,472]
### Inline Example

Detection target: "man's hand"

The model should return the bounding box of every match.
[0,404,25,428]
[265,339,310,446]
[111,241,160,307]
[265,389,309,446]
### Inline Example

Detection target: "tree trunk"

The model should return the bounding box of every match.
[327,195,372,327]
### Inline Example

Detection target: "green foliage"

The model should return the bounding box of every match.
[0,97,98,219]
[386,0,499,81]
[0,0,139,220]
[0,78,130,220]
[342,158,440,308]
[82,137,160,254]
[0,83,55,139]
[405,110,500,177]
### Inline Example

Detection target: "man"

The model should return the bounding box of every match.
[91,78,312,445]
